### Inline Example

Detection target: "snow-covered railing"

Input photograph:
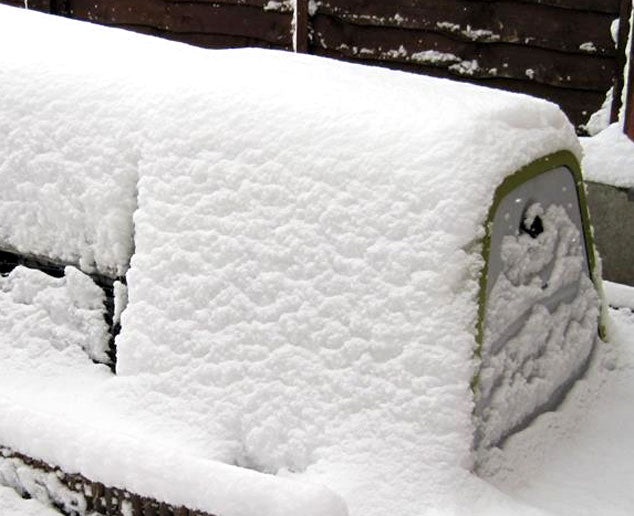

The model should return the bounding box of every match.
[0,447,214,516]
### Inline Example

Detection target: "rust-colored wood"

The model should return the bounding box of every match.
[611,0,632,123]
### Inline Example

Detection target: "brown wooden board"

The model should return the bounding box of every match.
[314,47,606,131]
[168,0,292,9]
[310,14,616,92]
[315,0,618,55]
[481,0,619,13]
[109,22,291,49]
[67,0,293,46]
[0,0,50,11]
[320,0,620,16]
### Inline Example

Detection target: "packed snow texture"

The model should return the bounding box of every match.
[603,280,634,309]
[0,266,110,364]
[0,484,60,516]
[0,5,591,516]
[581,123,634,188]
[0,19,140,276]
[476,204,599,451]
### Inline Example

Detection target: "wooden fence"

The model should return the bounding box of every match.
[2,0,631,132]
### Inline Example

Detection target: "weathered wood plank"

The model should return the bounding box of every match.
[168,0,292,9]
[67,0,293,45]
[0,0,51,11]
[295,0,308,51]
[315,0,617,55]
[321,0,620,16]
[310,14,615,91]
[479,0,619,14]
[104,22,291,49]
[313,46,607,130]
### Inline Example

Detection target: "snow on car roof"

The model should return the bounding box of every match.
[0,5,584,516]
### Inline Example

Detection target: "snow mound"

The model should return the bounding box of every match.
[0,5,592,516]
[581,123,634,189]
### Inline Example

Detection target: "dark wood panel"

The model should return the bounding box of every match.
[108,22,291,49]
[316,0,617,55]
[321,0,620,16]
[310,15,615,91]
[67,0,292,45]
[313,46,605,130]
[168,0,292,9]
[481,0,619,13]
[0,0,51,11]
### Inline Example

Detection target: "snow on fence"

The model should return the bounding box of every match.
[0,0,628,132]
[0,447,214,516]
[0,7,605,516]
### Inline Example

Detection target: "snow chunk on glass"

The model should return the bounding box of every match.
[476,202,599,451]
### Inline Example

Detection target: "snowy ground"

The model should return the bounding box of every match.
[2,288,632,516]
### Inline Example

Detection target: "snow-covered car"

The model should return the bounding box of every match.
[0,6,603,516]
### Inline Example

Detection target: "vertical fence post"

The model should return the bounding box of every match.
[612,0,633,125]
[294,0,308,53]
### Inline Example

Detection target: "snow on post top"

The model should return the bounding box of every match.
[0,5,583,516]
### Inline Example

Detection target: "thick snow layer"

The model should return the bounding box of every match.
[0,266,110,364]
[0,16,141,276]
[0,5,589,516]
[581,123,634,188]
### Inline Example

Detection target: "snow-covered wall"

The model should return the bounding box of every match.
[0,6,593,516]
